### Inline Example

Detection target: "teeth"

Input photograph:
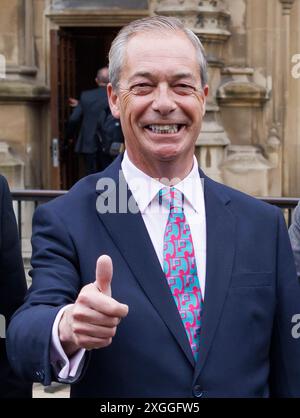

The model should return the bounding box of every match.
[148,124,180,134]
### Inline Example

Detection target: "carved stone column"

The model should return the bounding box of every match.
[23,0,37,74]
[216,0,273,197]
[5,0,38,78]
[279,0,296,196]
[280,0,296,15]
[148,0,231,182]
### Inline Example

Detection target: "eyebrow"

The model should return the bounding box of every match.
[128,72,153,82]
[128,71,198,84]
[171,72,198,83]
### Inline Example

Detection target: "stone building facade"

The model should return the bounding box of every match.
[0,0,300,197]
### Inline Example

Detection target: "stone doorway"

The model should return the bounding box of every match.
[50,26,120,189]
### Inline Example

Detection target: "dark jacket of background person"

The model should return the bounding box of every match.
[0,175,32,398]
[289,200,300,276]
[68,86,109,154]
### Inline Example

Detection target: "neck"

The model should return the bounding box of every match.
[127,152,194,185]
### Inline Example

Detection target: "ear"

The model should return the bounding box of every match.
[202,85,209,116]
[107,83,120,119]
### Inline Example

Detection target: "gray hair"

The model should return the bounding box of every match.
[96,67,109,85]
[108,15,208,91]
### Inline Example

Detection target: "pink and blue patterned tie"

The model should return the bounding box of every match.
[160,187,203,361]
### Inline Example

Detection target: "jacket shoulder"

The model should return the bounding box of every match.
[205,176,280,217]
[81,88,102,101]
[36,174,100,218]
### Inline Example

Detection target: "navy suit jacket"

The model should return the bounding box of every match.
[7,157,300,397]
[0,176,32,398]
[68,87,109,154]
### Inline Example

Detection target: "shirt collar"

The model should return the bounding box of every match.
[121,151,204,214]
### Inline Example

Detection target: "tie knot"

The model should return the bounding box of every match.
[159,187,183,212]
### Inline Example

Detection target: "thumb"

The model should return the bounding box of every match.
[95,255,113,297]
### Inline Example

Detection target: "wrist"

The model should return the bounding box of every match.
[58,306,79,357]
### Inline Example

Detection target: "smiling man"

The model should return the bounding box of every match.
[7,16,300,398]
[107,28,208,181]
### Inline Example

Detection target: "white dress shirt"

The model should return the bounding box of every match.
[122,151,207,298]
[51,151,207,380]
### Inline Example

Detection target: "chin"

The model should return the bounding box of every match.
[154,150,180,162]
[153,143,187,161]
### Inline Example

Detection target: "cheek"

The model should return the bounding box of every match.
[188,96,205,121]
[119,91,132,114]
[121,97,150,127]
[177,93,204,116]
[191,91,205,106]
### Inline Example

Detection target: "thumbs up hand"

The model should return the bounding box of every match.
[58,255,129,357]
[95,255,113,297]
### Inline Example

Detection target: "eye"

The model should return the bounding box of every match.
[173,84,196,95]
[130,83,153,95]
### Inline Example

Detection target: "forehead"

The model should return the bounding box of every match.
[121,30,199,81]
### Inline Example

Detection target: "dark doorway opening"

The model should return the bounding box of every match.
[50,26,120,189]
[72,27,119,94]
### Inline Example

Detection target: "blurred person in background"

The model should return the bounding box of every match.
[0,175,31,398]
[68,67,114,174]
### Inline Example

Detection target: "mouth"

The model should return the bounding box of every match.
[144,124,185,135]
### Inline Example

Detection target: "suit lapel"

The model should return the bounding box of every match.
[193,174,236,382]
[95,160,195,367]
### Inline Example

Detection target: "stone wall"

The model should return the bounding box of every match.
[0,0,50,277]
[0,0,50,190]
[52,0,148,9]
[149,0,300,197]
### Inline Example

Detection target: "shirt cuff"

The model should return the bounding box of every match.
[50,305,86,379]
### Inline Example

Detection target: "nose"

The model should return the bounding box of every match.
[152,83,177,115]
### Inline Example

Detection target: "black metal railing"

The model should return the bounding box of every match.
[11,189,67,243]
[11,190,299,245]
